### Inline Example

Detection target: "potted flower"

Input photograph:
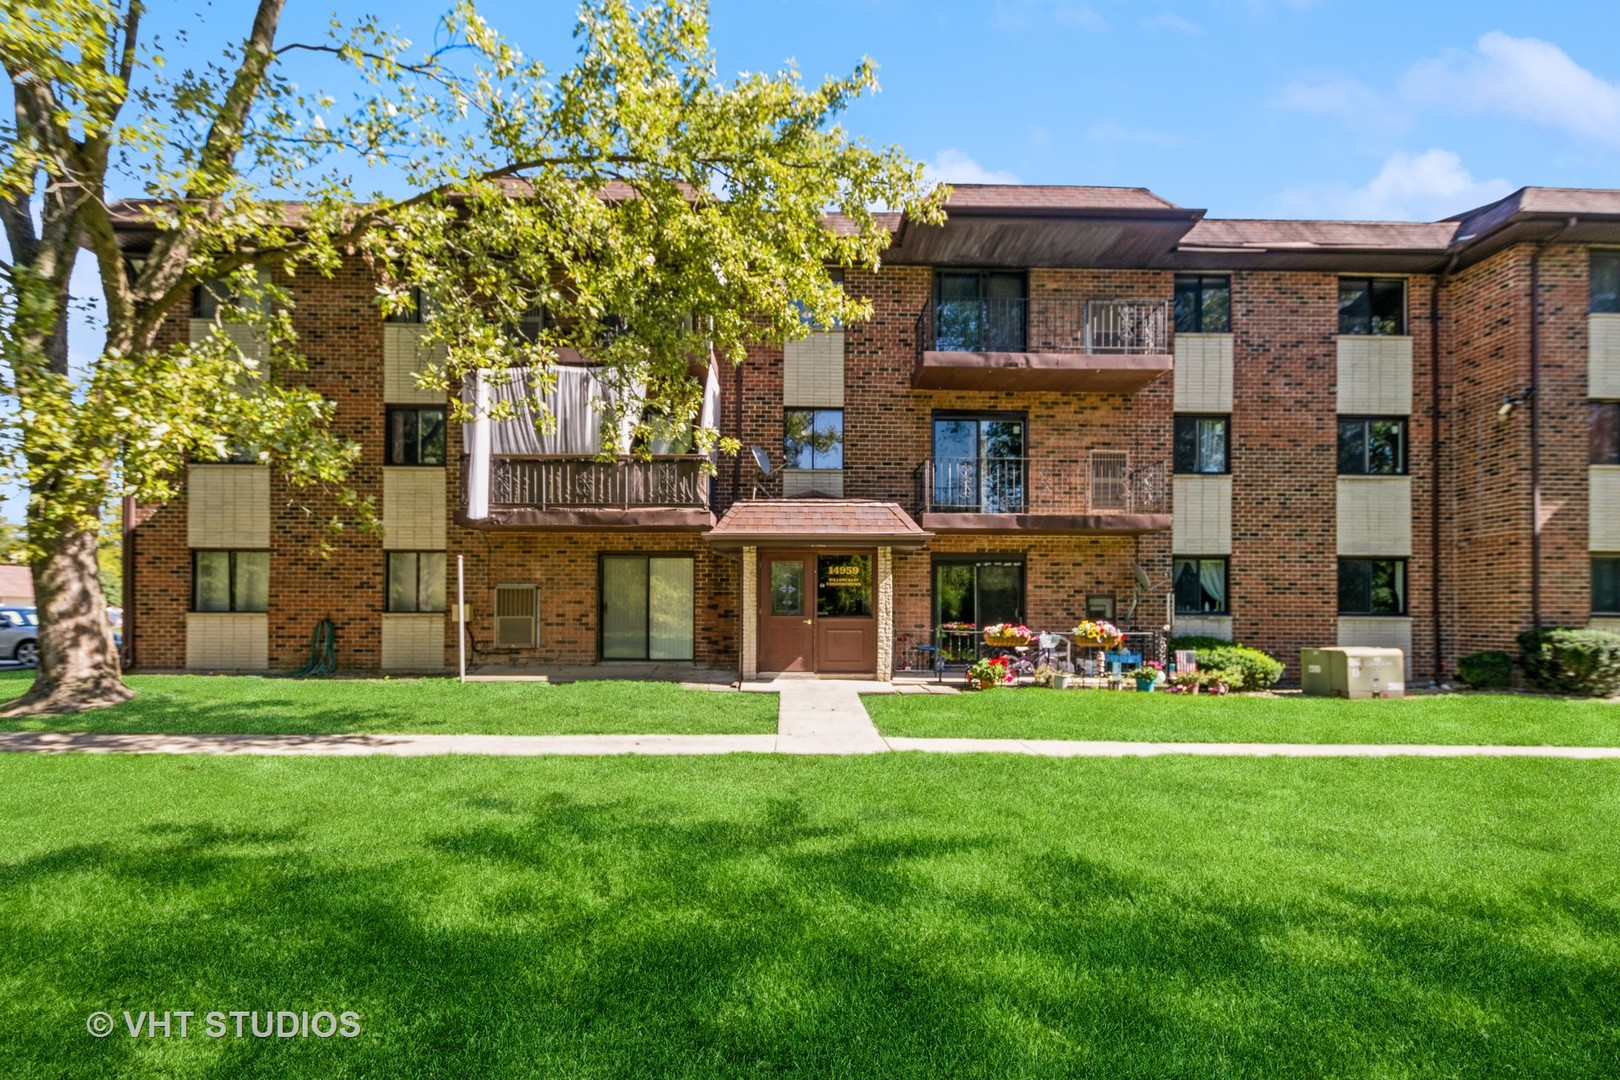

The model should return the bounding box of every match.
[1132,659,1165,692]
[1071,619,1123,650]
[982,622,1034,648]
[1166,670,1202,694]
[1201,669,1232,695]
[966,655,1015,690]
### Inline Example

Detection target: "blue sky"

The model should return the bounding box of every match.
[9,0,1620,521]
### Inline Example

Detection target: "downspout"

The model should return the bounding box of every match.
[731,361,743,511]
[1528,217,1580,628]
[1429,261,1454,680]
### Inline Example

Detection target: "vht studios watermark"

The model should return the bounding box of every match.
[86,1010,361,1039]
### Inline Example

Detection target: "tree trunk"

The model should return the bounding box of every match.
[0,523,132,715]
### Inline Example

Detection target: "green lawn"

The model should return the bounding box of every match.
[2,754,1616,1078]
[0,672,776,736]
[867,688,1620,746]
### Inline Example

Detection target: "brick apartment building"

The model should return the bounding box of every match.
[119,184,1620,683]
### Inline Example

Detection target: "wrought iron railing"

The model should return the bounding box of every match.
[486,455,711,510]
[916,297,1174,355]
[913,457,1169,515]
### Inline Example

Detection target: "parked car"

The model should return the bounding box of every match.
[0,607,38,667]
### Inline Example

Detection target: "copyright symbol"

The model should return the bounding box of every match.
[86,1012,114,1038]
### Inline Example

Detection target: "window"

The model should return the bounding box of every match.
[1595,557,1620,615]
[1338,558,1407,615]
[817,555,872,618]
[1338,278,1405,336]
[1592,252,1620,314]
[795,268,845,328]
[1173,415,1229,474]
[509,305,546,344]
[934,558,1024,631]
[931,413,1026,512]
[1174,274,1231,333]
[192,273,268,319]
[784,408,843,470]
[386,552,446,613]
[1086,595,1116,622]
[1338,418,1408,475]
[1173,557,1228,615]
[387,406,447,466]
[384,286,433,324]
[192,550,269,612]
[601,555,695,660]
[1593,402,1620,466]
[934,270,1027,352]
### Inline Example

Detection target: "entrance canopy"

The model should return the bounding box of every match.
[705,499,932,550]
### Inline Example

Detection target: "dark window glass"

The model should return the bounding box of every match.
[817,555,871,618]
[192,550,269,612]
[1174,275,1231,333]
[933,559,1025,660]
[933,271,1027,351]
[1338,559,1407,615]
[1339,278,1406,335]
[931,414,1026,512]
[784,409,843,470]
[1338,418,1408,475]
[388,407,447,466]
[1592,402,1620,466]
[1592,253,1620,314]
[1173,557,1228,615]
[386,552,447,613]
[1595,557,1620,614]
[384,286,432,324]
[509,305,545,343]
[1173,415,1229,473]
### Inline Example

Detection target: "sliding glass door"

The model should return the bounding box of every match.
[601,555,695,660]
[932,414,1027,513]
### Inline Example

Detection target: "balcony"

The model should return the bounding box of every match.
[913,297,1174,392]
[461,454,716,530]
[913,455,1171,534]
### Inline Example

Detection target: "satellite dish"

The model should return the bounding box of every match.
[749,445,772,476]
[1135,563,1153,592]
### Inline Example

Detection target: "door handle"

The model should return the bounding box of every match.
[803,619,813,625]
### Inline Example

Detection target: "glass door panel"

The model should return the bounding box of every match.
[648,556,694,661]
[601,556,649,659]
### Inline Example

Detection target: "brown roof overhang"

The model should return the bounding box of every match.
[705,499,932,550]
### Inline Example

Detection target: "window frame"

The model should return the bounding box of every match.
[1337,416,1410,476]
[930,555,1027,630]
[383,286,433,324]
[1594,556,1620,616]
[1173,414,1231,475]
[1338,277,1407,336]
[1337,558,1408,616]
[1173,274,1232,333]
[783,407,845,471]
[190,549,270,613]
[1591,251,1620,314]
[1592,401,1620,466]
[386,405,448,467]
[597,553,697,662]
[385,551,447,614]
[1172,556,1229,616]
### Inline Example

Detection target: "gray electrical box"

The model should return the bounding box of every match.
[1300,647,1405,699]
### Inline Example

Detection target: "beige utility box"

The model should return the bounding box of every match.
[1300,647,1405,699]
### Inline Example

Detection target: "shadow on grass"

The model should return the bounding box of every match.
[2,762,1617,1078]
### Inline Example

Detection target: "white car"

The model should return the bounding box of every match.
[0,608,38,667]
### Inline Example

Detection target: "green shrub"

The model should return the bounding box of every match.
[1457,650,1514,689]
[1517,628,1620,697]
[1165,637,1285,691]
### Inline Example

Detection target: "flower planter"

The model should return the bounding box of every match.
[1135,678,1157,692]
[1051,672,1071,690]
[984,635,1032,648]
[973,678,1001,691]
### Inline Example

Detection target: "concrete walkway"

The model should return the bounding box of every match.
[2,679,1618,758]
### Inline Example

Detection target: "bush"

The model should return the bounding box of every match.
[1517,628,1620,697]
[1166,636,1285,691]
[1457,650,1514,690]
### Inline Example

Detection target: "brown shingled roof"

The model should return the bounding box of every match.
[1181,218,1459,252]
[706,499,930,548]
[942,185,1182,212]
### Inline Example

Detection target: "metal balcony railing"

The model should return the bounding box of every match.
[486,455,711,510]
[916,296,1174,357]
[913,456,1169,516]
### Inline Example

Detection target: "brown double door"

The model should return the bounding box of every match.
[759,550,876,674]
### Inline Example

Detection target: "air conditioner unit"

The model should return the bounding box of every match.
[493,584,537,648]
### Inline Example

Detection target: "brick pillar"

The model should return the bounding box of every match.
[876,546,894,681]
[741,545,758,679]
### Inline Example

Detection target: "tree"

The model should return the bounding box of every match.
[0,0,943,712]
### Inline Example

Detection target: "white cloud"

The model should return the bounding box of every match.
[1276,149,1513,221]
[1145,12,1201,34]
[1402,32,1620,148]
[924,149,1021,187]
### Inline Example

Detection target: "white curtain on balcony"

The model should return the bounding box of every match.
[487,365,644,456]
[647,358,722,455]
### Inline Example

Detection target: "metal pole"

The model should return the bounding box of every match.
[457,555,466,683]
